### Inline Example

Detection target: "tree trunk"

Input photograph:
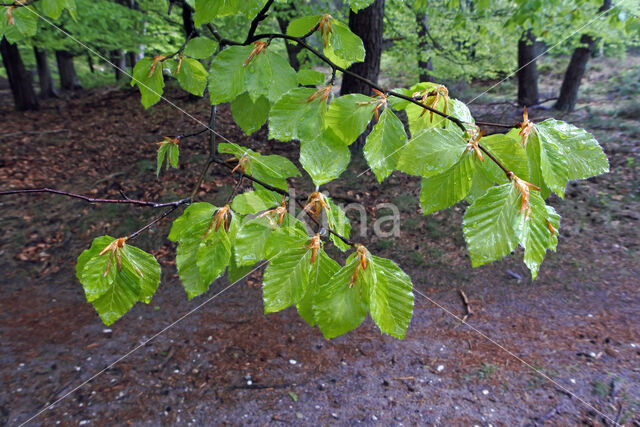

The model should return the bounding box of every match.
[0,37,39,111]
[416,10,433,82]
[55,50,81,90]
[275,2,303,71]
[34,47,57,99]
[517,29,539,107]
[554,0,611,112]
[126,51,137,71]
[181,1,198,37]
[340,0,385,96]
[111,49,127,80]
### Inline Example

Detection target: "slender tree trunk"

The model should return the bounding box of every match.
[554,0,611,112]
[86,53,95,73]
[275,2,303,71]
[0,37,39,111]
[55,50,81,90]
[34,47,57,99]
[517,29,539,107]
[416,10,433,82]
[340,0,385,96]
[111,49,127,80]
[126,51,137,71]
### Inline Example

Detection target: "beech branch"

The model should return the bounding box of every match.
[0,188,190,208]
[243,31,515,178]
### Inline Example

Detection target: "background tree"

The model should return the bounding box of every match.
[0,36,39,110]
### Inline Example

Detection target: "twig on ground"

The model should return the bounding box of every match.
[459,289,473,322]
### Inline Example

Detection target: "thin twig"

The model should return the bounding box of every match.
[244,0,275,44]
[128,204,182,240]
[459,290,473,322]
[0,188,189,208]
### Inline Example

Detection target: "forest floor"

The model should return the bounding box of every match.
[1,56,639,426]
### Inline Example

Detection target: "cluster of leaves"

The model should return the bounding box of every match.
[73,1,608,338]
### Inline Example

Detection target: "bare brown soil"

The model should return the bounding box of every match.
[1,66,639,426]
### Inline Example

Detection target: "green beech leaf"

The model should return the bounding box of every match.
[325,94,376,145]
[535,119,609,180]
[269,87,327,142]
[218,142,300,191]
[231,93,270,135]
[463,183,523,267]
[286,15,322,37]
[76,236,161,325]
[41,0,76,19]
[194,0,267,25]
[299,128,350,186]
[420,152,476,215]
[208,45,253,105]
[363,108,408,182]
[131,57,165,109]
[183,37,218,59]
[296,249,340,326]
[231,189,281,215]
[297,69,325,86]
[1,6,38,42]
[234,217,274,267]
[368,256,414,339]
[174,57,207,96]
[196,226,231,287]
[525,125,569,198]
[397,127,468,177]
[244,47,297,103]
[168,143,179,169]
[518,192,560,280]
[156,143,169,177]
[313,254,370,339]
[263,246,311,313]
[324,196,351,252]
[169,203,237,299]
[479,134,529,183]
[329,20,365,65]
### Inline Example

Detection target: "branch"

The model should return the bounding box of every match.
[244,0,275,44]
[0,0,38,7]
[190,105,218,200]
[128,204,182,240]
[246,32,512,177]
[474,121,518,129]
[0,188,190,208]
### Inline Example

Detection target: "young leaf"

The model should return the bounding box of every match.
[231,189,281,215]
[420,152,476,215]
[131,57,165,109]
[76,236,161,325]
[269,87,327,142]
[518,192,560,280]
[286,15,322,37]
[183,37,218,59]
[313,254,370,339]
[463,183,523,267]
[231,93,270,135]
[297,69,325,86]
[41,0,76,19]
[296,249,340,326]
[218,142,300,191]
[263,246,312,313]
[363,108,408,182]
[535,119,609,180]
[299,128,350,186]
[325,94,376,145]
[156,143,170,177]
[324,196,351,252]
[368,255,414,339]
[174,57,207,96]
[0,6,38,42]
[243,46,297,103]
[328,20,365,65]
[193,0,267,24]
[397,127,467,177]
[169,203,236,299]
[208,45,253,105]
[523,126,569,198]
